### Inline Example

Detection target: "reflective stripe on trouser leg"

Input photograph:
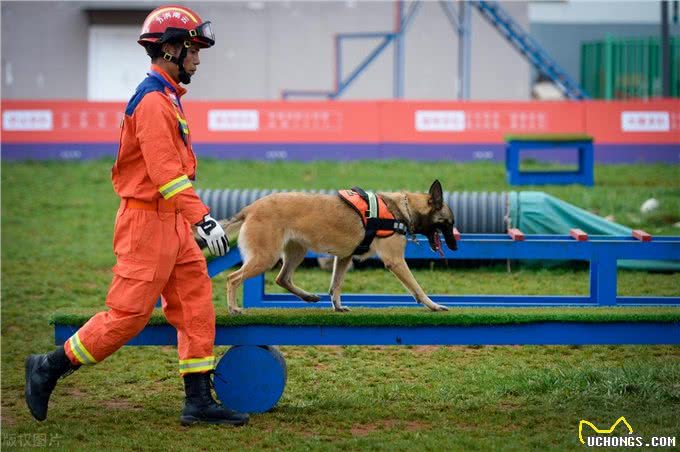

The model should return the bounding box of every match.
[67,332,98,365]
[179,356,216,374]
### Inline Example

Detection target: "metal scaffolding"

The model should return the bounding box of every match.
[281,0,588,101]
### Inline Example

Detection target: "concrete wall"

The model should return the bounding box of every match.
[1,2,90,99]
[1,1,530,100]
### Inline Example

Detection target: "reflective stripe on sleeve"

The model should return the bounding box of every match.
[179,356,216,374]
[159,175,192,199]
[68,332,97,365]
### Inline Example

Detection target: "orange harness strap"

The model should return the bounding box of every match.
[338,187,407,255]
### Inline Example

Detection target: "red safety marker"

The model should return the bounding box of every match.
[507,228,525,241]
[569,228,589,241]
[453,227,461,241]
[632,229,652,242]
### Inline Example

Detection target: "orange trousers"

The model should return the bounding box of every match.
[64,198,216,375]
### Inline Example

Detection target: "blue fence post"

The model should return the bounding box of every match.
[506,142,519,184]
[589,261,599,304]
[594,257,618,305]
[580,141,595,186]
[243,274,266,308]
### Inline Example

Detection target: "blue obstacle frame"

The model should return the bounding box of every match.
[54,322,680,348]
[54,318,679,413]
[207,233,680,309]
[53,231,680,413]
[505,138,594,186]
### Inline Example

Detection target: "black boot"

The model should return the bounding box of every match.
[180,372,249,426]
[25,347,79,421]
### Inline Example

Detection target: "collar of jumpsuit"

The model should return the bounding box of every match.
[149,64,187,98]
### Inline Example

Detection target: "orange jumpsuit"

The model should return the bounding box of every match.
[64,65,216,375]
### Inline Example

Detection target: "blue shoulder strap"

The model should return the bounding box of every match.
[125,75,165,117]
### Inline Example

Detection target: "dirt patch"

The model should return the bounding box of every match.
[350,419,432,436]
[63,387,87,398]
[101,399,140,411]
[408,346,441,356]
[1,411,18,427]
[350,424,378,436]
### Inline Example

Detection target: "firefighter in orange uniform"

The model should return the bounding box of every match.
[25,5,248,427]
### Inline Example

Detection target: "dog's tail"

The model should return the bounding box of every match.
[195,209,247,250]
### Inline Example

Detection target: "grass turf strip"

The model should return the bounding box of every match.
[52,307,680,327]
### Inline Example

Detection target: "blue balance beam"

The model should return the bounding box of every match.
[207,233,680,309]
[53,316,680,413]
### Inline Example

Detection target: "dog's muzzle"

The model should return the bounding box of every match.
[441,226,457,251]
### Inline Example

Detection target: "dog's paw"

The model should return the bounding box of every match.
[229,307,244,315]
[429,303,449,312]
[333,306,351,313]
[301,294,321,303]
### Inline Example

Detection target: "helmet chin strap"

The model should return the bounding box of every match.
[163,40,193,84]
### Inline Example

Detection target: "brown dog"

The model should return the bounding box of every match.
[209,180,457,315]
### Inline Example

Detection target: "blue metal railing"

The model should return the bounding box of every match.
[206,234,680,309]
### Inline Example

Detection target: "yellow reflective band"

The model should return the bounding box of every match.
[178,356,215,374]
[68,333,97,365]
[179,356,216,365]
[159,175,192,200]
[180,364,215,374]
[68,336,87,365]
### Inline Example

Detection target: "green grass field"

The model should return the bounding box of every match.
[2,160,679,450]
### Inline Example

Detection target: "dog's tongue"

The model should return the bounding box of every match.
[434,233,444,257]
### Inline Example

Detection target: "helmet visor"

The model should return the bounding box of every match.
[193,22,215,47]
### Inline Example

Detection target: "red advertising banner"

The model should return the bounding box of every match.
[2,99,678,144]
[1,101,123,143]
[183,101,380,143]
[378,101,586,143]
[584,99,680,143]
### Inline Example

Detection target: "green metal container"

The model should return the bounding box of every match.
[581,36,680,99]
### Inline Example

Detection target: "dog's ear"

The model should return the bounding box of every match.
[428,179,444,210]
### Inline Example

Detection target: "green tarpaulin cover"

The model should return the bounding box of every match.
[510,191,679,271]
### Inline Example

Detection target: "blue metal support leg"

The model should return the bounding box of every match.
[594,258,618,306]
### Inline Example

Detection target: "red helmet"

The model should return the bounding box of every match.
[138,5,215,49]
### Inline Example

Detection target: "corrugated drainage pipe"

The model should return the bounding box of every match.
[197,189,510,233]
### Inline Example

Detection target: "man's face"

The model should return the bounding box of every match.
[161,42,201,82]
[182,45,201,77]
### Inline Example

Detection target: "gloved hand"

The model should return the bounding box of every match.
[195,215,229,256]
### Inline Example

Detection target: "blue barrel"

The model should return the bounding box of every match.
[213,345,288,413]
